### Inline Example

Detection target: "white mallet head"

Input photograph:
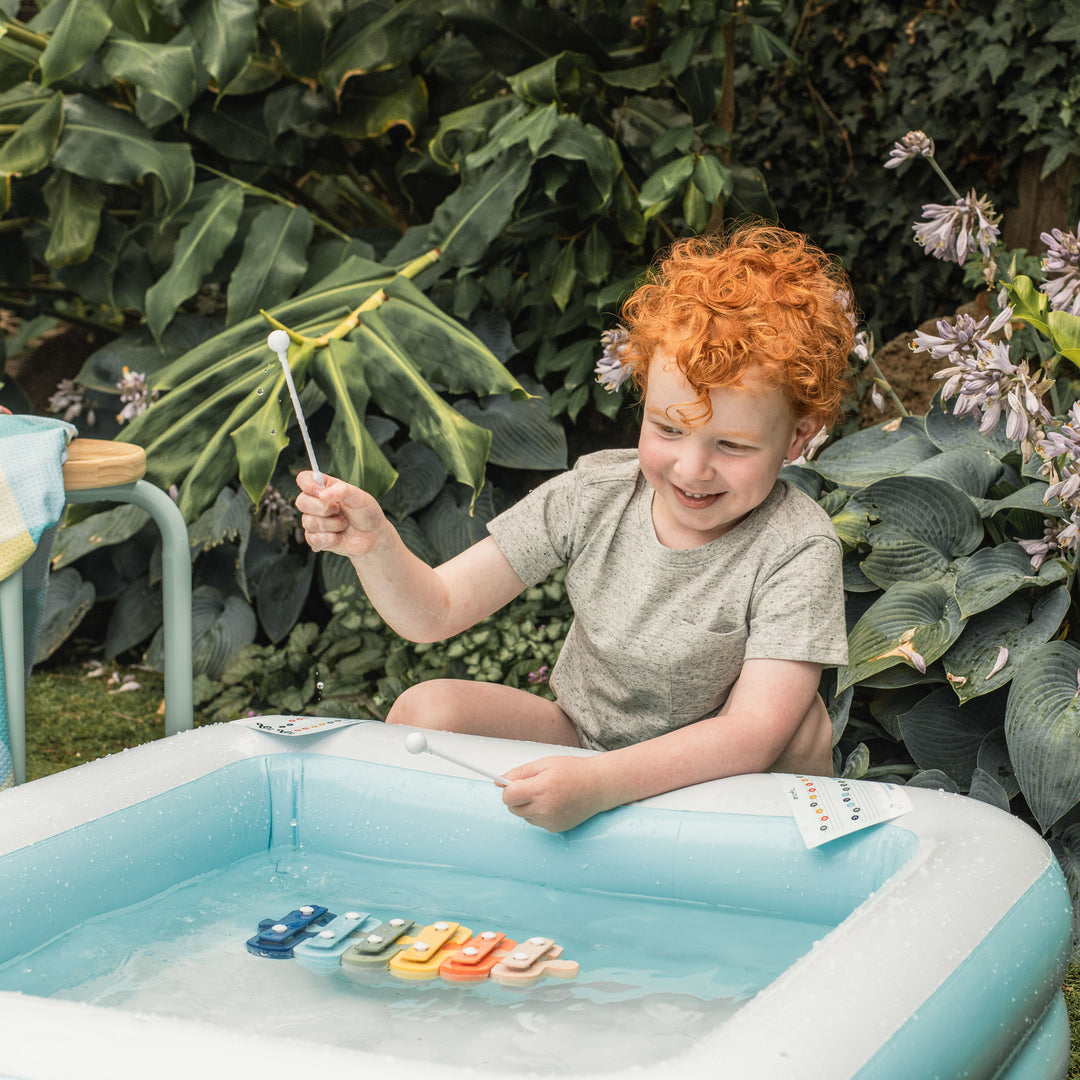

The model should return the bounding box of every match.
[404,731,428,755]
[267,330,291,354]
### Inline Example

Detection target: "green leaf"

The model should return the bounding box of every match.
[904,447,1003,499]
[256,550,315,644]
[42,169,104,267]
[837,580,966,693]
[102,40,204,125]
[638,154,694,219]
[943,586,1070,703]
[226,204,313,327]
[845,474,984,588]
[105,575,162,659]
[145,182,245,341]
[1005,640,1080,831]
[506,49,591,104]
[453,392,567,471]
[550,238,577,312]
[377,276,525,399]
[51,503,150,567]
[37,0,114,87]
[1004,275,1050,336]
[923,393,1017,458]
[429,147,533,266]
[34,567,94,663]
[692,153,732,205]
[311,339,397,499]
[954,542,1069,617]
[418,482,496,563]
[897,686,1002,789]
[0,90,62,176]
[379,441,446,521]
[51,94,194,220]
[805,417,938,486]
[600,61,669,90]
[231,373,291,510]
[190,586,257,679]
[328,73,429,140]
[581,225,611,286]
[187,0,258,88]
[354,312,493,504]
[985,481,1070,521]
[319,0,439,102]
[1048,309,1080,363]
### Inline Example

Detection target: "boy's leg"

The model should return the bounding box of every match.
[769,693,834,777]
[385,679,583,747]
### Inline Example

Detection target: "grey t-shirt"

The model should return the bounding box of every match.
[486,449,848,751]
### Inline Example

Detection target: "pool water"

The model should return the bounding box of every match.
[0,847,831,1072]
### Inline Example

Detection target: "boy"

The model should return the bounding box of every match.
[296,224,854,833]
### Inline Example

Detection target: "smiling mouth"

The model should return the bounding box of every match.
[674,486,721,509]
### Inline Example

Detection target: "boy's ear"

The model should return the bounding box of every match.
[786,414,824,460]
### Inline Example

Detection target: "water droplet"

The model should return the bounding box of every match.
[316,681,324,690]
[256,387,264,396]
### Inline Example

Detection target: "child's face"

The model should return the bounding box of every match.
[638,353,819,548]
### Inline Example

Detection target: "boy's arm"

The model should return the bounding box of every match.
[500,657,824,832]
[296,470,526,642]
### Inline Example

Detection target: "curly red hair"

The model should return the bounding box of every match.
[620,224,856,426]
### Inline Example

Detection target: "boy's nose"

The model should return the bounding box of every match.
[674,444,715,482]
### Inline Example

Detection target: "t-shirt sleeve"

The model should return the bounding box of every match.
[743,535,849,666]
[486,469,579,586]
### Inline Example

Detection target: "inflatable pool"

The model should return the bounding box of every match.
[0,718,1071,1079]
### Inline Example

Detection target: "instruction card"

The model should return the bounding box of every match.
[240,716,365,737]
[779,774,914,848]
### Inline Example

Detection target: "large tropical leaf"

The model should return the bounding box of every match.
[0,89,62,175]
[101,40,204,126]
[319,0,441,102]
[42,169,104,266]
[145,181,245,340]
[226,204,313,327]
[187,0,259,89]
[1005,640,1080,832]
[37,0,113,86]
[50,94,194,220]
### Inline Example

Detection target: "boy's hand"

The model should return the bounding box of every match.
[295,470,388,559]
[500,755,613,833]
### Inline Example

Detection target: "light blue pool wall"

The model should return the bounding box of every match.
[1,752,919,967]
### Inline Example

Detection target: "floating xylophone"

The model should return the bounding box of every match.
[246,905,579,987]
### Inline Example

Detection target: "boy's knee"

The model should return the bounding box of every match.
[385,681,457,729]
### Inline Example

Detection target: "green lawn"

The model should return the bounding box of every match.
[16,656,1080,1072]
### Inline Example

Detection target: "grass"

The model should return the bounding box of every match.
[16,655,1080,1071]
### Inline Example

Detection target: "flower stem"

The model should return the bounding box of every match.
[927,157,963,202]
[866,354,910,416]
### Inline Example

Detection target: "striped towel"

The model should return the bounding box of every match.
[0,415,77,788]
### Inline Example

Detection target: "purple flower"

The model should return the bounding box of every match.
[48,379,95,425]
[595,326,633,392]
[1039,223,1080,316]
[115,367,158,425]
[913,191,1001,264]
[527,665,550,686]
[884,130,936,168]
